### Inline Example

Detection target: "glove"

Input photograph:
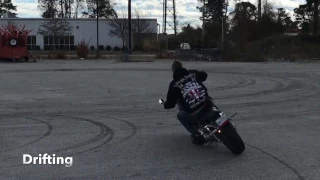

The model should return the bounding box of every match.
[159,99,164,105]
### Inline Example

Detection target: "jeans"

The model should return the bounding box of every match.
[177,100,220,135]
[177,111,199,135]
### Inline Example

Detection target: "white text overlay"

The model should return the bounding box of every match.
[23,154,73,167]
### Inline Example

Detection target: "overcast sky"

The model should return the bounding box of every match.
[13,0,306,33]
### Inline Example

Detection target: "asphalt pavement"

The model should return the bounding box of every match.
[0,60,319,180]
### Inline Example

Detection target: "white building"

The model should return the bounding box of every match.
[0,18,158,50]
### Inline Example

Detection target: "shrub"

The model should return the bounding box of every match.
[134,45,140,50]
[159,39,168,51]
[106,45,112,51]
[47,52,54,59]
[56,51,66,59]
[168,35,180,50]
[298,34,320,43]
[99,45,104,51]
[95,52,100,58]
[50,51,66,59]
[90,46,95,51]
[76,40,89,58]
[142,41,153,52]
[114,46,120,51]
[253,35,320,59]
[220,42,266,62]
[242,51,266,62]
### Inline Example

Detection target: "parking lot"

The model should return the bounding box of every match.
[0,60,319,180]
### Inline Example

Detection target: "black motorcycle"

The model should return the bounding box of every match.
[159,98,245,155]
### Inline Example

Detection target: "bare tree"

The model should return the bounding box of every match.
[108,6,155,49]
[108,8,128,48]
[132,8,153,49]
[132,8,153,33]
[83,0,117,18]
[38,0,78,18]
[38,0,58,18]
[175,15,192,34]
[57,0,74,18]
[72,0,85,18]
[37,18,73,50]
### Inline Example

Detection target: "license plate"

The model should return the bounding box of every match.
[215,113,228,126]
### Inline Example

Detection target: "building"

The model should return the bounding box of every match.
[0,18,158,51]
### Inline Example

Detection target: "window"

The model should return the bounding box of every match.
[44,36,48,44]
[27,36,37,50]
[43,35,75,50]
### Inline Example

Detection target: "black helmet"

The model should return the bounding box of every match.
[171,61,183,72]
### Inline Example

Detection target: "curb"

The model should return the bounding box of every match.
[33,54,158,60]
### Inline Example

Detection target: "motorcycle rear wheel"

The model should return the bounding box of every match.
[220,123,245,154]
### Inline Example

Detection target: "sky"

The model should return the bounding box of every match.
[12,0,307,33]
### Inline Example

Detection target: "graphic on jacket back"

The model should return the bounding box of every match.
[174,73,207,109]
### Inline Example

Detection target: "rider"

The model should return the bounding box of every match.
[162,61,219,145]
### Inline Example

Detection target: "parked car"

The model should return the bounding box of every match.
[180,43,190,50]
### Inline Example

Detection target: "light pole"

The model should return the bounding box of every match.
[157,23,160,41]
[128,0,132,53]
[157,23,161,55]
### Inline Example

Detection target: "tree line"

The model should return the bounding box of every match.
[2,0,319,51]
[37,0,117,19]
[175,0,320,49]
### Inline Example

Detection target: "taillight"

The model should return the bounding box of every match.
[219,119,229,128]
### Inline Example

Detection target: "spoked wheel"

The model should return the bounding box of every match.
[220,123,245,154]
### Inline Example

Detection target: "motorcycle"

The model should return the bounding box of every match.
[158,98,245,155]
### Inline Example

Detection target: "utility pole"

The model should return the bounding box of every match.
[314,0,319,33]
[173,0,177,35]
[221,0,229,52]
[162,0,177,34]
[202,0,205,48]
[163,0,167,33]
[258,0,261,21]
[222,17,224,51]
[128,0,132,53]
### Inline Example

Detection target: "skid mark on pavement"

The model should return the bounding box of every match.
[53,114,115,156]
[1,117,53,152]
[245,143,304,180]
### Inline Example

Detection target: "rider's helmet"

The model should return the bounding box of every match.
[171,61,183,73]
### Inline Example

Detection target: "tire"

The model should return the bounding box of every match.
[9,38,18,47]
[220,123,245,154]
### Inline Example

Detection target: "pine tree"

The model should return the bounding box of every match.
[0,0,17,18]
